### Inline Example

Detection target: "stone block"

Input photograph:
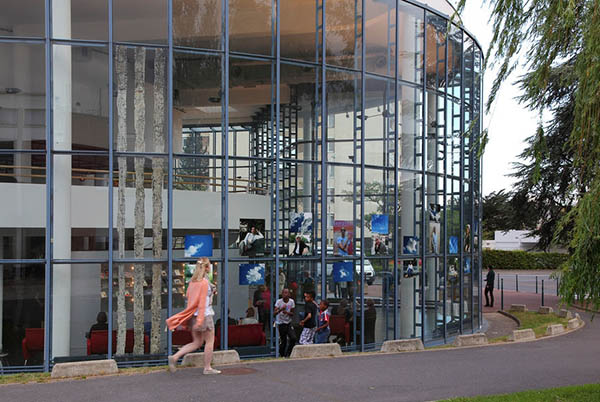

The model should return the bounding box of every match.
[538,306,553,314]
[575,313,584,325]
[380,339,424,353]
[510,304,527,312]
[453,333,488,347]
[567,318,579,330]
[51,359,118,379]
[290,343,342,359]
[558,309,573,319]
[508,328,535,342]
[182,350,240,367]
[545,324,564,336]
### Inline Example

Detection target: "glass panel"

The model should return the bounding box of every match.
[446,178,460,254]
[174,0,222,50]
[326,164,360,258]
[113,0,168,44]
[425,90,444,173]
[229,57,274,159]
[111,156,168,259]
[399,170,422,255]
[1,1,45,37]
[53,45,109,152]
[397,1,423,83]
[423,257,444,341]
[174,52,223,155]
[326,0,361,68]
[425,12,446,91]
[1,264,45,366]
[364,168,393,258]
[364,257,393,347]
[326,68,361,162]
[398,84,422,170]
[280,0,316,62]
[447,99,461,177]
[113,46,168,153]
[365,0,395,76]
[425,174,444,256]
[52,264,108,360]
[52,0,109,41]
[226,259,272,355]
[364,76,395,168]
[326,257,359,349]
[447,25,463,99]
[109,262,168,356]
[0,153,46,260]
[0,43,46,151]
[399,258,420,339]
[230,0,273,56]
[54,155,110,260]
[280,63,321,162]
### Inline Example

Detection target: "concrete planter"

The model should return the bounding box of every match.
[182,350,240,367]
[453,333,488,347]
[508,328,535,342]
[51,359,118,379]
[290,344,342,359]
[545,324,564,336]
[380,339,424,353]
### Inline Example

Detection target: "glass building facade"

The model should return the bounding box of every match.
[0,0,482,372]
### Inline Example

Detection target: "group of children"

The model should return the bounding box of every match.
[298,291,330,345]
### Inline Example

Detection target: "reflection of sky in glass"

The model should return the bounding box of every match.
[239,264,265,285]
[403,236,419,254]
[184,235,213,257]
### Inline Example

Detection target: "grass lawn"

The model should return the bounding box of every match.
[441,383,600,401]
[489,310,571,342]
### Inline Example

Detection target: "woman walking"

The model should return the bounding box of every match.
[166,257,220,375]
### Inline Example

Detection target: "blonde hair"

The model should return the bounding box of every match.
[191,257,210,282]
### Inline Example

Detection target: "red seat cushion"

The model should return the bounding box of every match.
[214,324,266,349]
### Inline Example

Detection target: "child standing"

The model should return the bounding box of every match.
[315,299,330,344]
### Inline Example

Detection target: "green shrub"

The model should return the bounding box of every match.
[482,249,568,270]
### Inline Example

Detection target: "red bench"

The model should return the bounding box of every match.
[87,330,149,355]
[22,328,44,365]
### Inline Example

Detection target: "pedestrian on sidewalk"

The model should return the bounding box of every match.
[274,288,296,357]
[166,257,221,375]
[299,291,317,344]
[484,266,495,307]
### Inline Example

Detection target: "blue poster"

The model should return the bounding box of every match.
[184,235,213,257]
[333,261,354,283]
[448,236,459,254]
[403,236,419,255]
[239,264,265,285]
[464,256,471,274]
[371,214,389,235]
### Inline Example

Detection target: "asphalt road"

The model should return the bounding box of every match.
[2,311,598,402]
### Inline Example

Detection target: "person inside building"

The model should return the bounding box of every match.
[239,307,259,325]
[86,312,108,339]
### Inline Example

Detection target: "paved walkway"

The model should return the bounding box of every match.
[2,308,597,402]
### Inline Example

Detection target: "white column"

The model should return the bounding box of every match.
[51,0,72,358]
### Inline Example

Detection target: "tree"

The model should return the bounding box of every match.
[151,49,166,354]
[457,0,600,310]
[510,62,579,250]
[115,45,128,355]
[133,47,146,354]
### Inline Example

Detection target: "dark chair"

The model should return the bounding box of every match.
[329,315,350,345]
[172,329,193,348]
[22,328,44,365]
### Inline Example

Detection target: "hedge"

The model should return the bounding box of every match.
[482,249,568,270]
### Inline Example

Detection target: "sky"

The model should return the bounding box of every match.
[457,1,538,195]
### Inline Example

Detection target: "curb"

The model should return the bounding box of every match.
[498,310,521,327]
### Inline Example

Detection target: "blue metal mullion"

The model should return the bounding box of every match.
[320,0,327,306]
[222,0,230,350]
[478,60,484,330]
[43,0,52,373]
[393,0,399,341]
[469,42,475,333]
[359,0,365,353]
[167,0,174,356]
[442,16,448,343]
[107,0,115,359]
[274,0,281,358]
[458,29,464,335]
[420,8,427,343]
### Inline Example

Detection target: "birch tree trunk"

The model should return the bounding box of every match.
[133,47,146,355]
[115,45,128,355]
[150,49,165,354]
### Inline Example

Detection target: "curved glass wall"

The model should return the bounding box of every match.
[0,0,482,371]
